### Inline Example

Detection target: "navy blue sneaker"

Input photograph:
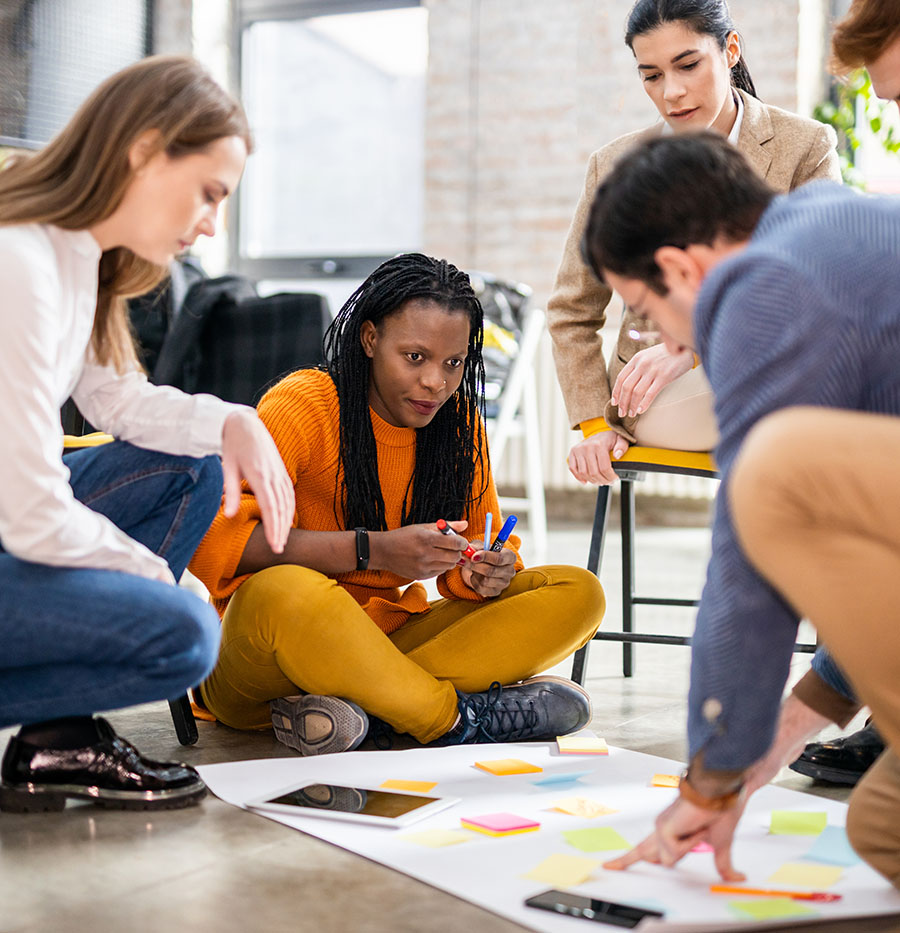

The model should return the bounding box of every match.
[434,676,592,745]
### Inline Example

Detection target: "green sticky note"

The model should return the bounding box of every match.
[769,810,828,835]
[562,826,631,853]
[728,898,818,920]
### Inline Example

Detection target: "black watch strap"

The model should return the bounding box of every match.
[354,527,369,571]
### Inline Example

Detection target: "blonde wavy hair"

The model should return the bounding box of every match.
[0,55,252,371]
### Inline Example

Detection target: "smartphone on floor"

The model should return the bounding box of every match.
[524,889,664,928]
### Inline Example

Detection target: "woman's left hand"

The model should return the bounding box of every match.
[221,409,294,554]
[460,545,517,597]
[612,344,694,419]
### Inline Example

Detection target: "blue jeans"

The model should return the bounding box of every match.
[0,442,223,728]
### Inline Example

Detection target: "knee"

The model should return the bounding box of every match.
[524,565,605,640]
[161,595,222,689]
[729,409,812,565]
[228,565,350,641]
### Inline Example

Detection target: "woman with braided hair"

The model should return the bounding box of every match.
[190,253,604,754]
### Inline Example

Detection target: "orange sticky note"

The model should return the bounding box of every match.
[552,797,619,819]
[379,779,438,793]
[474,758,542,776]
[556,734,609,755]
[652,773,681,788]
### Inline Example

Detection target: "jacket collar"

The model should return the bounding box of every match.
[734,88,774,178]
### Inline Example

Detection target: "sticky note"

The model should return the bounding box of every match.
[474,758,542,776]
[531,770,592,786]
[728,898,817,920]
[379,779,438,793]
[460,812,540,836]
[552,797,619,819]
[769,810,828,836]
[522,853,601,887]
[767,862,844,888]
[562,826,631,853]
[557,734,609,755]
[651,773,681,788]
[803,825,862,867]
[691,841,714,853]
[400,829,471,848]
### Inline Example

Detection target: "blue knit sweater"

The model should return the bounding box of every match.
[691,181,900,770]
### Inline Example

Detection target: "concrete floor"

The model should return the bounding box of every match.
[1,519,897,933]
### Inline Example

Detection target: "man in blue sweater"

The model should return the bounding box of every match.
[581,131,900,885]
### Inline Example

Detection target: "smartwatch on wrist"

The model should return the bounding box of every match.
[354,527,369,571]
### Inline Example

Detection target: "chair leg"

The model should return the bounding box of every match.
[621,477,636,678]
[571,485,613,686]
[169,694,199,746]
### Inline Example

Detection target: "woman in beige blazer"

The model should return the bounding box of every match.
[547,0,841,484]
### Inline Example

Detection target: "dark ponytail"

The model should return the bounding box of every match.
[625,0,759,99]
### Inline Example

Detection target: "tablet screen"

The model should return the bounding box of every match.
[265,783,439,819]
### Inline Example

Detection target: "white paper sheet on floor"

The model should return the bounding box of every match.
[198,743,900,932]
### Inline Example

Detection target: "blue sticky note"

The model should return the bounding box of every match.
[531,770,592,786]
[803,825,862,867]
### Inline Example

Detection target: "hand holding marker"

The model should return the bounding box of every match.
[435,514,517,565]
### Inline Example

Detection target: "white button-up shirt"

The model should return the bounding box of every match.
[0,223,244,579]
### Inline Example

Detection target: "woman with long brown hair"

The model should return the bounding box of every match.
[0,56,292,813]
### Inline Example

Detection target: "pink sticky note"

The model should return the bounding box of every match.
[691,841,714,853]
[460,812,541,836]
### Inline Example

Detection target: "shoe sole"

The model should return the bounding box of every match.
[271,695,368,756]
[787,760,864,786]
[0,780,207,812]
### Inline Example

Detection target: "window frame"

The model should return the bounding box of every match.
[229,0,423,281]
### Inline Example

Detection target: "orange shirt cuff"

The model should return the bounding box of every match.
[580,417,610,439]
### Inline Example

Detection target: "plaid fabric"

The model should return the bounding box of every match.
[193,292,330,406]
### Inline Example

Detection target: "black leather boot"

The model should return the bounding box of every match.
[789,721,885,786]
[0,717,206,812]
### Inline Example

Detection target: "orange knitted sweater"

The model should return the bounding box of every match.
[189,368,522,635]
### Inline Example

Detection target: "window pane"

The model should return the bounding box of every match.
[0,0,147,148]
[240,6,427,259]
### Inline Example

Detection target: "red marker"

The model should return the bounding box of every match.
[436,519,477,560]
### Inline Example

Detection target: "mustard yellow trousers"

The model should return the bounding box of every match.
[200,564,604,744]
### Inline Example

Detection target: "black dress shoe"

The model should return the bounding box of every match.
[0,717,206,812]
[789,722,885,786]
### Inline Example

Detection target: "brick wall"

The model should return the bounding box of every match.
[423,0,821,491]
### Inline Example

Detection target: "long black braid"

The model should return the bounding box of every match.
[323,253,487,531]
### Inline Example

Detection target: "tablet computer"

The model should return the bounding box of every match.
[246,781,460,828]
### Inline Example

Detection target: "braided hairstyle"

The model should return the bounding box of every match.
[625,0,758,99]
[324,253,487,531]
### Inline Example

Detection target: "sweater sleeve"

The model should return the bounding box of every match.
[689,256,866,770]
[436,419,525,601]
[189,375,314,599]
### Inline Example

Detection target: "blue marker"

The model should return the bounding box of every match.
[489,515,517,552]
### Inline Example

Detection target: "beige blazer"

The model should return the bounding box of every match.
[546,89,841,441]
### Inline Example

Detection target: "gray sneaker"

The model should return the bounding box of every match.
[434,675,592,745]
[270,695,369,756]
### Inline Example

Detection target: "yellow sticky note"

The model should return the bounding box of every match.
[767,862,844,888]
[552,797,619,819]
[769,810,828,836]
[729,898,817,921]
[474,758,542,776]
[380,779,438,793]
[522,853,602,887]
[557,734,609,755]
[400,829,470,848]
[651,773,681,788]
